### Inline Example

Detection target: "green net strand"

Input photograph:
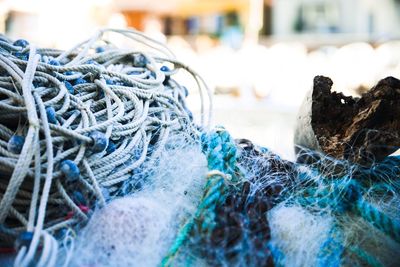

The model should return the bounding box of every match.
[161,127,241,266]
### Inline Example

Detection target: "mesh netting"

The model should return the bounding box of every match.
[0,29,399,267]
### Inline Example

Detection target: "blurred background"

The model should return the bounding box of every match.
[1,0,400,160]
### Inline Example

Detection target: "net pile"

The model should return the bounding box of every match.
[0,29,211,266]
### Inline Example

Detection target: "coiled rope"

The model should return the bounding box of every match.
[0,28,212,267]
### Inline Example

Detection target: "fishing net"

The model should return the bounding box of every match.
[0,29,399,267]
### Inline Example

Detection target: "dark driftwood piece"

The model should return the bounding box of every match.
[295,75,400,166]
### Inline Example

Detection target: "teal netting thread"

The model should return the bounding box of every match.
[160,127,240,267]
[336,181,400,244]
[295,171,399,266]
[355,197,400,243]
[299,172,400,245]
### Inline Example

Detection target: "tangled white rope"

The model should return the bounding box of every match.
[0,28,212,267]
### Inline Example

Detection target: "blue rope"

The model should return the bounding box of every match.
[268,243,285,267]
[298,168,400,245]
[316,225,344,267]
[348,246,384,267]
[355,198,400,244]
[200,127,239,178]
[161,127,240,266]
[298,172,399,266]
[160,132,400,266]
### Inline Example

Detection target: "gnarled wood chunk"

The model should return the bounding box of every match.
[295,75,400,166]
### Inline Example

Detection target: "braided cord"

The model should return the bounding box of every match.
[355,198,400,243]
[161,127,240,266]
[348,246,384,267]
[316,226,344,267]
